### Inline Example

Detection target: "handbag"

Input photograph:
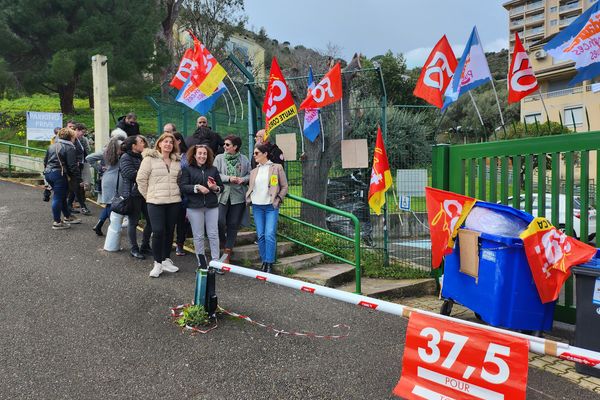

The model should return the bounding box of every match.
[110,170,132,215]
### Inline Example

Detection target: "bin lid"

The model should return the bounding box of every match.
[572,249,600,277]
[461,200,532,244]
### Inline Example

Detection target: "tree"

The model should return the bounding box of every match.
[179,0,247,59]
[0,0,164,114]
[157,0,185,95]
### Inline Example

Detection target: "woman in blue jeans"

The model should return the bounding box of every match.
[245,144,288,273]
[43,127,82,229]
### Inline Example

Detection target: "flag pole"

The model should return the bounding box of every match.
[295,113,305,155]
[490,79,505,141]
[340,98,344,140]
[318,110,325,152]
[537,89,551,132]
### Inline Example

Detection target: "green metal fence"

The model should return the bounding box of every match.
[0,142,46,176]
[432,131,600,323]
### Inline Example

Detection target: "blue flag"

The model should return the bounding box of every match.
[544,4,600,85]
[442,27,492,111]
[303,66,321,142]
[175,77,226,115]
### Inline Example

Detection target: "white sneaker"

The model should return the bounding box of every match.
[149,261,162,278]
[161,258,179,273]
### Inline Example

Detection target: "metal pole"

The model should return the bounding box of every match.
[376,65,389,268]
[209,261,600,368]
[8,145,12,177]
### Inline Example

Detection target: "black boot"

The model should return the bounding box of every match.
[196,254,207,269]
[261,262,268,272]
[92,220,105,236]
[265,263,273,274]
[140,243,152,255]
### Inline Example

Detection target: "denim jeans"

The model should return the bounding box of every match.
[252,204,279,263]
[99,204,112,223]
[44,170,71,223]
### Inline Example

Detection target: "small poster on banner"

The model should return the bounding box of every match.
[26,111,62,141]
[393,312,529,400]
[399,195,411,211]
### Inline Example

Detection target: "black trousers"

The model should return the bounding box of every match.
[128,196,152,251]
[147,202,180,263]
[218,201,246,249]
[175,202,187,245]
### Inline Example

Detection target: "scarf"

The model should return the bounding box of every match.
[224,152,240,176]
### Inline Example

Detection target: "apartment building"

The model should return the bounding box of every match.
[503,0,599,130]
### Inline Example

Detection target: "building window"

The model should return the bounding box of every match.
[525,113,542,124]
[564,106,584,127]
[550,19,558,26]
[550,6,558,12]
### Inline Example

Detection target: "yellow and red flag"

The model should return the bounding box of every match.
[368,126,392,215]
[508,32,539,104]
[262,57,297,139]
[520,217,596,303]
[299,62,343,110]
[425,187,477,268]
[189,35,227,96]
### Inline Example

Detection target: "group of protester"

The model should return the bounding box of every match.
[43,113,288,277]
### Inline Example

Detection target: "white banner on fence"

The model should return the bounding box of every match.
[26,111,62,141]
[396,169,428,197]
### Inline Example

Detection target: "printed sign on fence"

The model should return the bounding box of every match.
[26,111,62,141]
[393,312,529,400]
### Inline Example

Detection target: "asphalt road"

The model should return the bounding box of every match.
[0,179,598,400]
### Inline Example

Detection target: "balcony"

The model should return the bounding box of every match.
[559,1,582,13]
[510,5,526,15]
[523,85,584,102]
[511,18,525,28]
[526,13,545,24]
[559,15,579,26]
[526,0,545,12]
[525,26,545,36]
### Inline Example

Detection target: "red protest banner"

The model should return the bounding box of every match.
[393,312,529,400]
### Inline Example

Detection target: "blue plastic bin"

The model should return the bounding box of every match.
[441,201,556,331]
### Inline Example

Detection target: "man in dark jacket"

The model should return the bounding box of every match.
[119,135,151,259]
[185,115,224,155]
[116,113,141,137]
[251,129,285,168]
[67,123,92,215]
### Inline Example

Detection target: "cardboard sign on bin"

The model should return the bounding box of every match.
[459,229,480,280]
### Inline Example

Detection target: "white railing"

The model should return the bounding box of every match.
[523,85,585,102]
[511,18,524,27]
[525,26,545,36]
[526,13,545,23]
[559,1,581,12]
[560,16,578,26]
[526,0,545,11]
[510,5,526,15]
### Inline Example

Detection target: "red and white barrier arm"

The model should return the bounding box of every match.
[210,260,600,369]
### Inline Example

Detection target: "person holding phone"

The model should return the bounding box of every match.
[179,145,224,269]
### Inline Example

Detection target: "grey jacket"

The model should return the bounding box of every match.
[43,139,80,179]
[86,151,119,204]
[214,153,251,205]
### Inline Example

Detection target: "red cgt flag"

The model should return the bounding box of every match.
[262,57,297,138]
[520,217,596,303]
[508,32,539,103]
[170,48,196,90]
[300,63,343,109]
[425,187,477,268]
[413,35,457,108]
[368,126,392,215]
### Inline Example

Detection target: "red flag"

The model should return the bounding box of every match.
[508,32,539,103]
[520,217,596,303]
[368,126,392,215]
[262,57,297,138]
[413,35,457,108]
[299,63,343,109]
[170,48,196,90]
[425,187,477,268]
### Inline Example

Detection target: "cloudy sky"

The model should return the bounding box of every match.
[244,0,509,68]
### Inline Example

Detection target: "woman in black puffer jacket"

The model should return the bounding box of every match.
[119,135,152,259]
[179,144,224,268]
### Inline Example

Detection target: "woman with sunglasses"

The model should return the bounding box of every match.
[180,145,224,269]
[214,135,251,263]
[245,144,288,273]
